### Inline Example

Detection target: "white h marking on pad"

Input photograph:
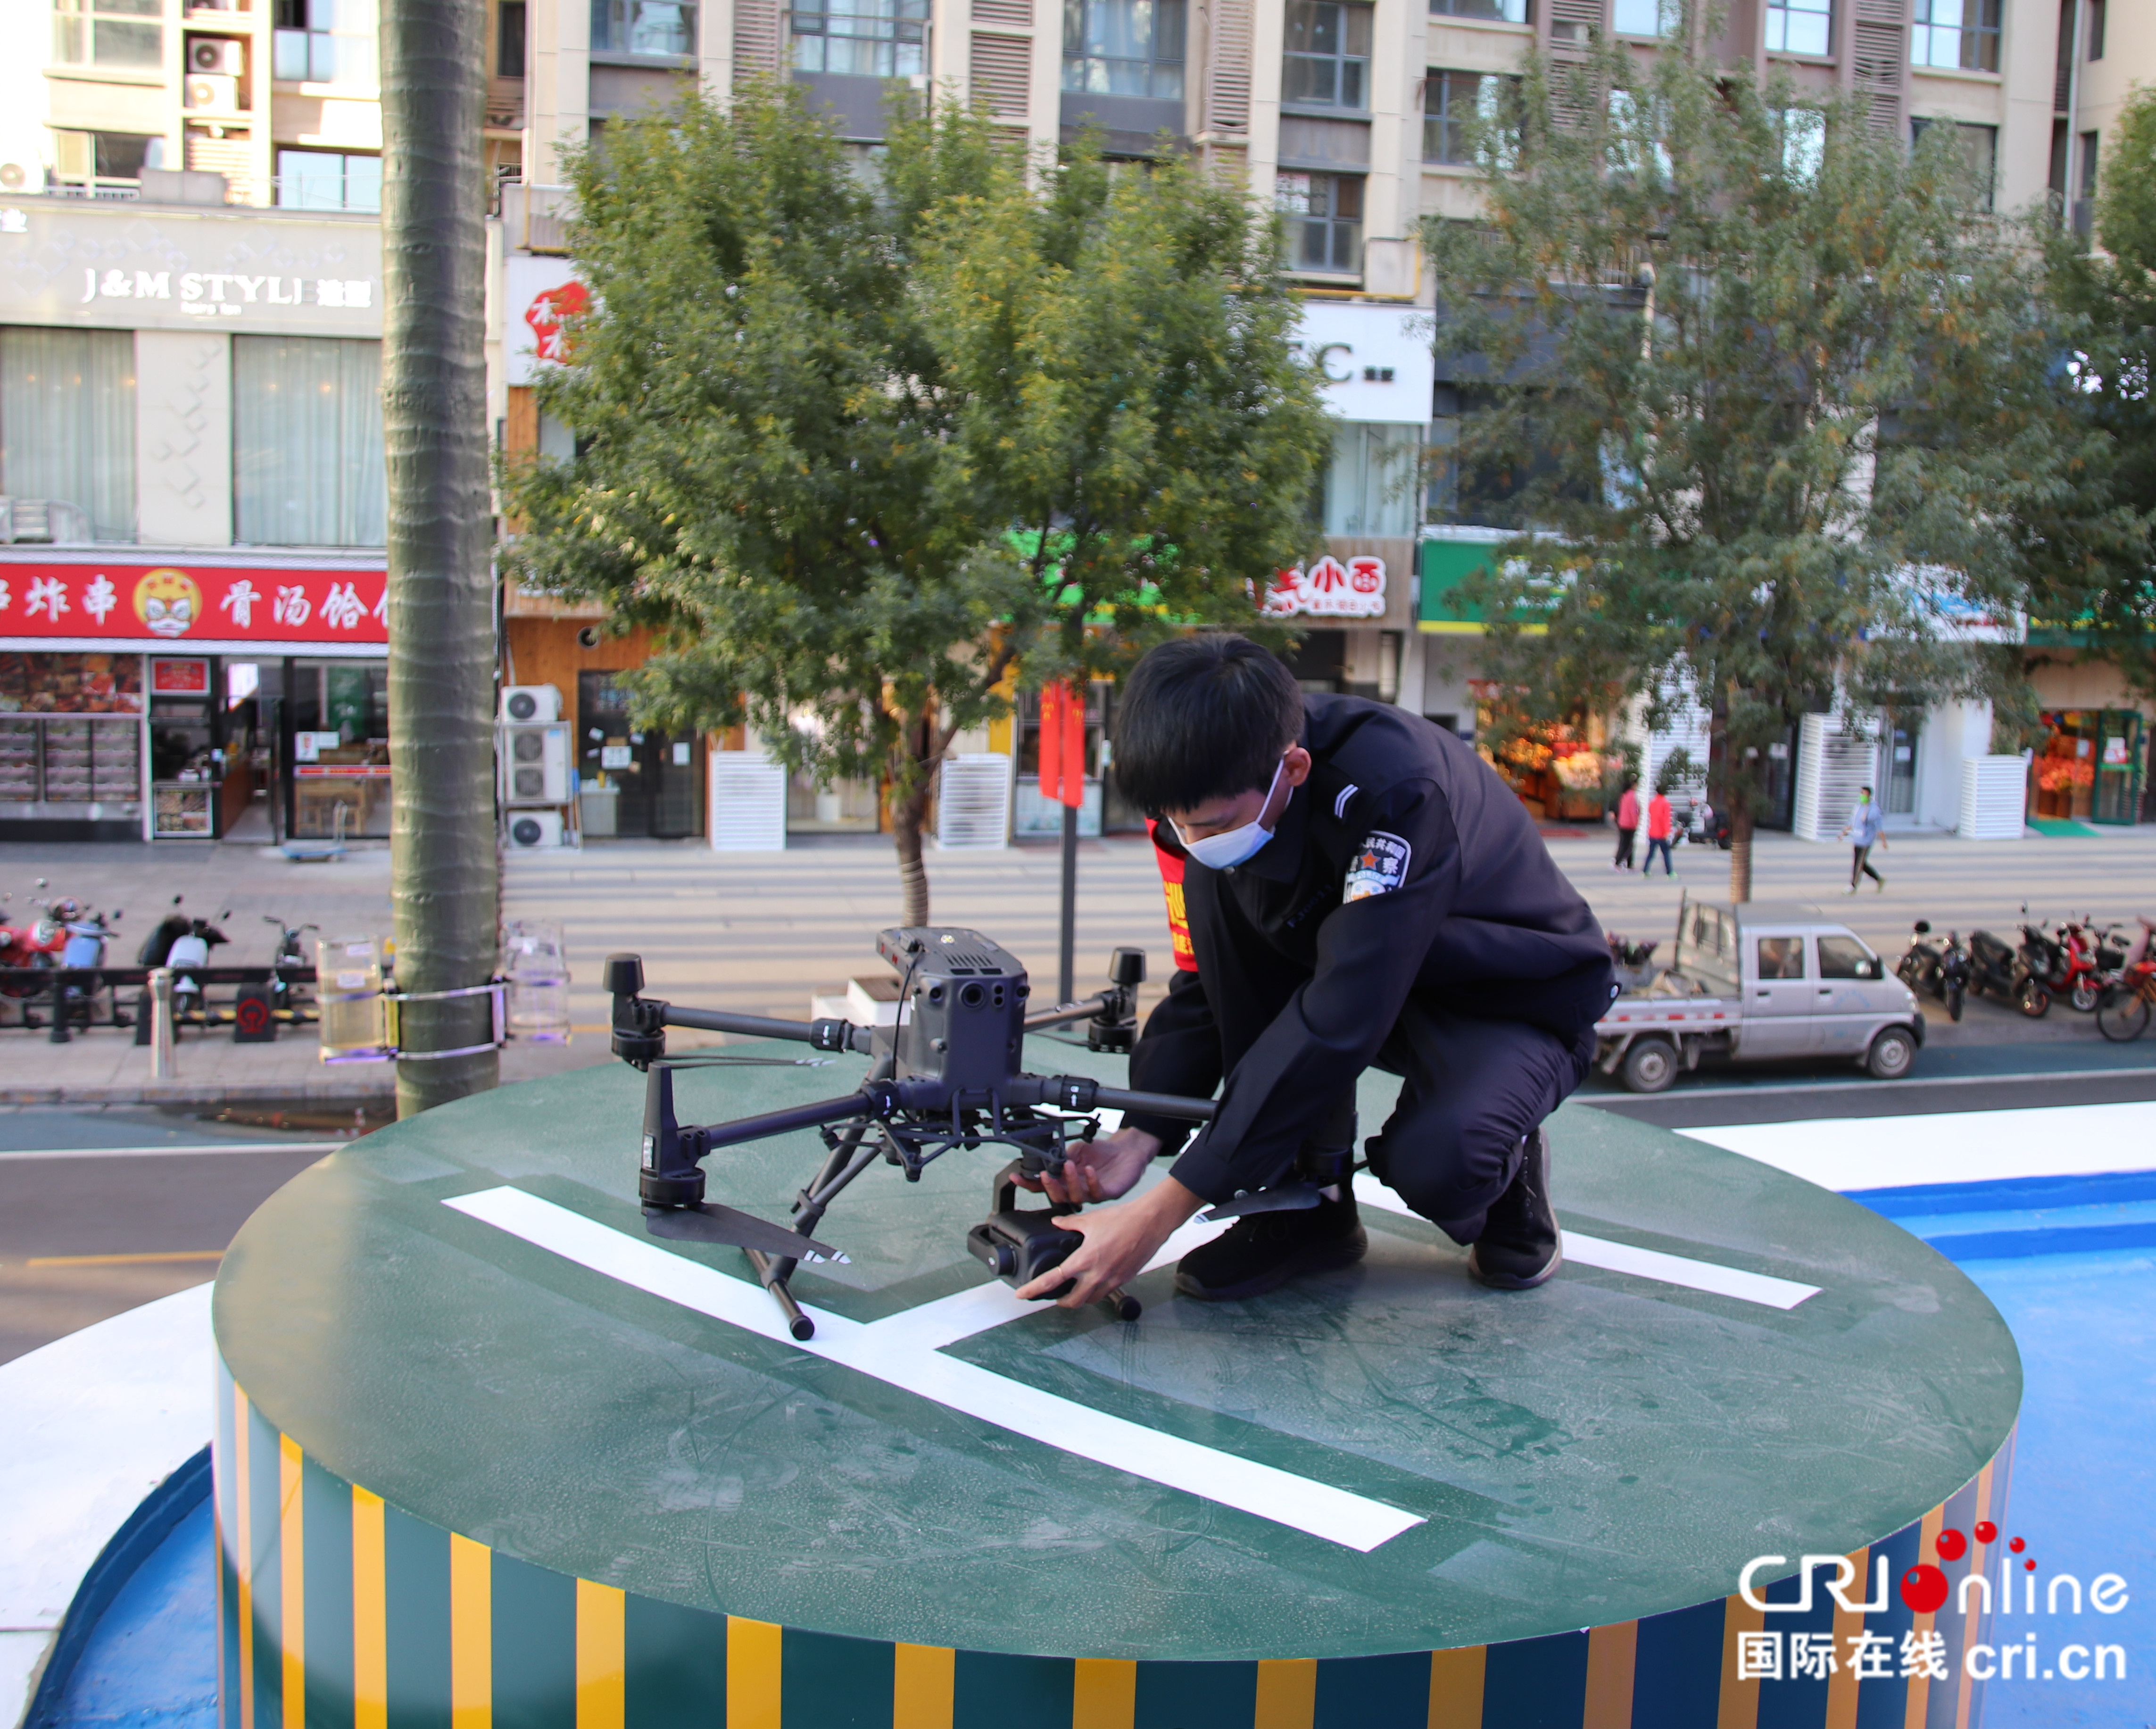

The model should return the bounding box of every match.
[444,1187,1424,1553]
[1352,1175,1820,1310]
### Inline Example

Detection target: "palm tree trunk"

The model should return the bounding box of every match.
[381,0,498,1115]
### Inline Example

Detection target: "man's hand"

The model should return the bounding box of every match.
[1019,1125,1161,1204]
[1014,1175,1205,1308]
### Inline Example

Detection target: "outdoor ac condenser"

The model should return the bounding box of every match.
[187,35,245,73]
[507,809,564,848]
[184,74,240,110]
[500,684,562,724]
[502,723,570,806]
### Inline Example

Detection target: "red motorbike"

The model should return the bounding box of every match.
[0,883,71,998]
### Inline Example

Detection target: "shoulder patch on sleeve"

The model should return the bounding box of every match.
[1332,783,1360,821]
[1343,831,1411,902]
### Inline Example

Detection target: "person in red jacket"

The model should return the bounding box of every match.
[1613,776,1640,871]
[1644,788,1676,876]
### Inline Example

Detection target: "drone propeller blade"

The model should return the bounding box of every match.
[1200,1183,1326,1223]
[643,1203,850,1264]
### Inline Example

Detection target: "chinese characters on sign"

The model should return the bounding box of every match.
[1261,555,1387,621]
[0,564,387,647]
[523,283,591,365]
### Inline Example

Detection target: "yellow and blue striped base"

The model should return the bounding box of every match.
[217,1361,2014,1729]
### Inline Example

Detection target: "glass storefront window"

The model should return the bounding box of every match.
[289,658,390,838]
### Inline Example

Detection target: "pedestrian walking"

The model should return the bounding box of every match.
[1839,785,1887,893]
[1613,777,1640,871]
[1643,788,1675,877]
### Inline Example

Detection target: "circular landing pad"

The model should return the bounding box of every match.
[212,1040,2021,1728]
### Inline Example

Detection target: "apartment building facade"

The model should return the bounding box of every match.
[2,0,2149,840]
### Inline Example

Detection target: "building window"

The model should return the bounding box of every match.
[1776,106,1825,182]
[233,336,386,548]
[1765,0,1829,55]
[1610,0,1670,37]
[1424,69,1517,166]
[592,0,695,55]
[1277,171,1362,273]
[0,328,136,543]
[1060,0,1184,100]
[2086,0,2105,59]
[51,0,161,69]
[1911,117,1996,210]
[49,131,165,197]
[276,149,382,210]
[498,0,527,74]
[274,0,379,83]
[1282,1,1371,110]
[1320,422,1422,536]
[1429,0,1525,20]
[1910,0,1999,72]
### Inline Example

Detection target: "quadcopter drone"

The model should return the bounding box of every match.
[607,929,1224,1340]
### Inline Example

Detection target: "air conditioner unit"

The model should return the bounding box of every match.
[184,74,240,110]
[500,683,561,723]
[501,723,570,805]
[506,809,564,848]
[187,35,245,74]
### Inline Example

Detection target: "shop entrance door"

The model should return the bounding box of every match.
[577,673,705,839]
[1885,723,1918,817]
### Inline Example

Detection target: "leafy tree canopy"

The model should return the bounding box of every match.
[1425,16,2106,896]
[2038,84,2156,695]
[500,84,1330,920]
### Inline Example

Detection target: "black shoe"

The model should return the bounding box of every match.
[1174,1190,1367,1302]
[1468,1127,1561,1290]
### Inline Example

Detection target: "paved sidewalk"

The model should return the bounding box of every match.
[6,823,2155,1098]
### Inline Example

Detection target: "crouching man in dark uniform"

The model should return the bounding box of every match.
[1016,633,1615,1307]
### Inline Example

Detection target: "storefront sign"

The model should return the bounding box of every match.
[507,256,588,385]
[0,558,387,655]
[1262,555,1387,620]
[152,658,211,696]
[0,202,383,336]
[1292,305,1435,426]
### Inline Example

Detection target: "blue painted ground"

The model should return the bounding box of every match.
[37,1495,216,1729]
[32,1177,2156,1729]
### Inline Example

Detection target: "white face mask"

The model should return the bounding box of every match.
[1174,758,1286,870]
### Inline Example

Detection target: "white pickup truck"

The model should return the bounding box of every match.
[1594,897,1926,1093]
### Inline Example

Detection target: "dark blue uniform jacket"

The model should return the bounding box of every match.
[1125,694,1613,1204]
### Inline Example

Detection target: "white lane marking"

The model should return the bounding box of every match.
[0,1142,342,1162]
[446,1187,1424,1554]
[1675,1101,2156,1193]
[1352,1174,1820,1310]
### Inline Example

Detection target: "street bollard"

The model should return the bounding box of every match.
[149,967,177,1081]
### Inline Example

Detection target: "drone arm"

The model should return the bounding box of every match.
[1094,1085,1216,1122]
[663,1004,872,1054]
[1016,1074,1216,1122]
[697,1088,896,1152]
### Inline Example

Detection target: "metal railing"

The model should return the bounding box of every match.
[0,499,91,545]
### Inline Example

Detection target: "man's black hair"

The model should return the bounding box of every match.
[1113,634,1304,815]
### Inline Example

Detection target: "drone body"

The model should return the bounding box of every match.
[606,930,1212,1338]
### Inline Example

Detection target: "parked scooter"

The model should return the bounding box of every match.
[1968,927,2050,1017]
[166,907,232,1022]
[2021,914,2106,1014]
[265,914,319,1022]
[0,891,58,994]
[1897,921,1971,1022]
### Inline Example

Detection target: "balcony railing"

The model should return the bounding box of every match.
[499,182,573,254]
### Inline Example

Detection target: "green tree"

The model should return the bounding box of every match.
[501,87,1329,924]
[1426,21,2095,898]
[2036,86,2156,697]
[382,0,498,1112]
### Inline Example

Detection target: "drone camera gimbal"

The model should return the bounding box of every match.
[606,931,1213,1339]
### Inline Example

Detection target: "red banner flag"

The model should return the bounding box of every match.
[1037,681,1087,810]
